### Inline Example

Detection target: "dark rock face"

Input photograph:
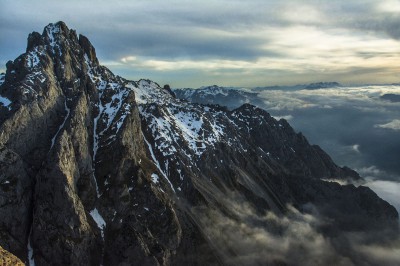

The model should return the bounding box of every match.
[0,147,32,259]
[0,22,398,266]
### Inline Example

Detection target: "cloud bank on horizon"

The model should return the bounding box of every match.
[256,85,400,178]
[254,84,400,212]
[1,0,400,87]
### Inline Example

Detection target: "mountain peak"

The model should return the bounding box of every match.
[25,21,98,65]
[1,22,103,113]
[27,21,69,52]
[43,21,69,36]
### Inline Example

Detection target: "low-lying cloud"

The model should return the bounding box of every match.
[193,204,351,265]
[188,189,400,266]
[375,119,400,131]
[351,144,361,153]
[272,114,293,121]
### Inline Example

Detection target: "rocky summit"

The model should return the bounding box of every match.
[0,22,398,266]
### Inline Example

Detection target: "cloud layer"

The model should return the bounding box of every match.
[1,0,400,86]
[255,85,400,182]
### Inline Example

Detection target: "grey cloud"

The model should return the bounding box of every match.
[92,26,279,61]
[356,51,396,59]
[348,14,400,40]
[282,0,400,41]
[357,166,400,182]
[0,1,284,63]
[358,245,400,266]
[304,1,400,41]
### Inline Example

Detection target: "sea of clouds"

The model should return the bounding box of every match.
[257,85,400,214]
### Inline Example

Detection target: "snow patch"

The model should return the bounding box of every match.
[26,48,45,69]
[177,169,184,181]
[92,172,100,198]
[90,208,106,238]
[143,133,176,193]
[45,23,62,57]
[151,173,160,184]
[27,227,35,266]
[0,95,12,109]
[25,70,47,87]
[135,81,228,158]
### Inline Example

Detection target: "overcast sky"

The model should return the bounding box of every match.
[1,0,400,87]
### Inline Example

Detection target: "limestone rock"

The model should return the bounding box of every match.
[0,245,24,266]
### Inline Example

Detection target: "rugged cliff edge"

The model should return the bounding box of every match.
[0,22,398,266]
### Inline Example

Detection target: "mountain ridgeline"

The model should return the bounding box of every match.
[173,82,343,111]
[0,22,398,266]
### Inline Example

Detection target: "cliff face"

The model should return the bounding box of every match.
[0,22,180,265]
[0,22,398,266]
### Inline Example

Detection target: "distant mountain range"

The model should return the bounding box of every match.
[381,93,400,102]
[173,82,344,110]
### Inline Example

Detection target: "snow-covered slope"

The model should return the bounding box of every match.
[134,81,230,158]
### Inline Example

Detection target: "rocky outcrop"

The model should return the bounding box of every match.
[0,21,398,266]
[0,245,24,266]
[0,147,32,259]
